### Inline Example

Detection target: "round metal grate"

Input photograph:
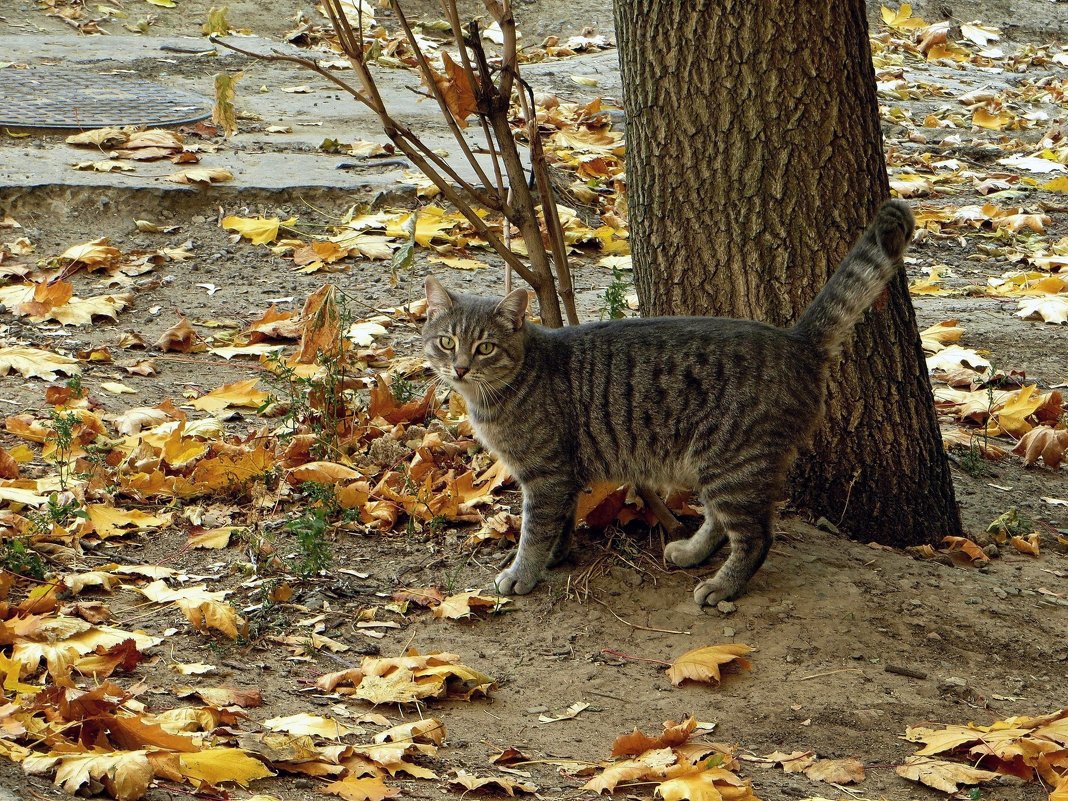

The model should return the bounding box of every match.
[0,66,212,129]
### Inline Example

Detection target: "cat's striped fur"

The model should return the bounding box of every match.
[422,200,914,606]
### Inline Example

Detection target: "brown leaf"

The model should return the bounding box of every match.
[0,447,19,479]
[449,769,537,796]
[154,317,203,352]
[431,52,479,128]
[324,775,400,801]
[611,717,697,757]
[1013,426,1068,468]
[803,757,866,784]
[896,756,1001,793]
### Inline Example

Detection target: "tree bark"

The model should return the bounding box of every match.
[614,0,960,545]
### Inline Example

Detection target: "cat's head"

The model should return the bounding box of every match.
[421,276,528,395]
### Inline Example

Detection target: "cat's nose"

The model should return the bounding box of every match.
[454,366,469,379]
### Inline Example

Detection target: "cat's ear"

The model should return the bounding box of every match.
[424,276,454,319]
[494,288,528,331]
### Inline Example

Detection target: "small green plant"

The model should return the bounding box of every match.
[391,375,420,405]
[26,494,86,537]
[47,410,80,491]
[0,538,46,580]
[952,439,989,478]
[600,267,630,320]
[64,374,84,399]
[286,508,333,577]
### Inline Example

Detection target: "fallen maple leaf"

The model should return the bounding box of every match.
[264,713,362,739]
[154,317,203,352]
[1013,426,1068,468]
[432,591,510,620]
[803,758,865,784]
[190,378,269,412]
[1009,533,1041,556]
[165,167,233,184]
[222,215,295,245]
[449,770,537,796]
[0,346,79,380]
[58,237,121,269]
[23,749,153,801]
[1016,296,1068,325]
[612,717,698,757]
[324,775,400,801]
[666,644,753,687]
[149,747,273,788]
[895,755,1000,793]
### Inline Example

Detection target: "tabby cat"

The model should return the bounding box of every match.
[422,200,914,606]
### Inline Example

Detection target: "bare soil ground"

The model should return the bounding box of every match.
[0,1,1067,801]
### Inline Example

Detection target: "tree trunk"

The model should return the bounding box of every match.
[614,0,960,545]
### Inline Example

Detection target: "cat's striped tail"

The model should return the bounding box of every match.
[793,200,914,358]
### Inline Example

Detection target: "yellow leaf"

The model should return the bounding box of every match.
[432,591,510,620]
[0,346,79,380]
[213,72,240,137]
[429,255,488,271]
[165,167,233,184]
[803,758,866,784]
[1009,533,1040,556]
[100,381,136,394]
[59,237,121,268]
[288,461,363,483]
[973,107,1013,131]
[23,749,153,801]
[895,756,1001,793]
[667,644,753,687]
[584,748,677,794]
[656,767,755,801]
[172,748,274,788]
[190,377,268,412]
[449,770,537,796]
[264,713,363,739]
[85,505,172,539]
[324,776,400,801]
[1043,176,1068,193]
[881,3,927,29]
[140,580,245,638]
[146,0,177,7]
[222,215,295,245]
[162,428,209,469]
[909,265,950,295]
[373,718,446,745]
[188,526,238,549]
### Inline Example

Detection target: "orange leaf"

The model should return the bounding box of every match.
[666,644,753,687]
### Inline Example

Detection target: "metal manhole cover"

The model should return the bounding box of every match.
[0,66,212,129]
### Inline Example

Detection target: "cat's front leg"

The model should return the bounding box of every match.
[494,477,578,595]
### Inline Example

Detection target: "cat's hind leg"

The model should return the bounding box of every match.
[663,491,727,568]
[494,476,579,595]
[692,498,773,607]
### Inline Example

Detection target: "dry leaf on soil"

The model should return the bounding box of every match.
[666,644,754,686]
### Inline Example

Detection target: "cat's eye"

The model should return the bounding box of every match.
[438,335,456,350]
[475,342,496,355]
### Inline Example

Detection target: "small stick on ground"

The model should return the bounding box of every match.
[885,663,928,679]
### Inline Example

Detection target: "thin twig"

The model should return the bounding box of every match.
[600,648,673,667]
[389,0,496,193]
[797,668,864,681]
[590,595,690,635]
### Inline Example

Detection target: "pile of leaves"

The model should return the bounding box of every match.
[582,716,761,800]
[898,708,1068,797]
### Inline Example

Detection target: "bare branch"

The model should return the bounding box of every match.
[389,0,496,194]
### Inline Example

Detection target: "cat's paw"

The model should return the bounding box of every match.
[664,539,705,568]
[493,564,540,595]
[693,576,739,607]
